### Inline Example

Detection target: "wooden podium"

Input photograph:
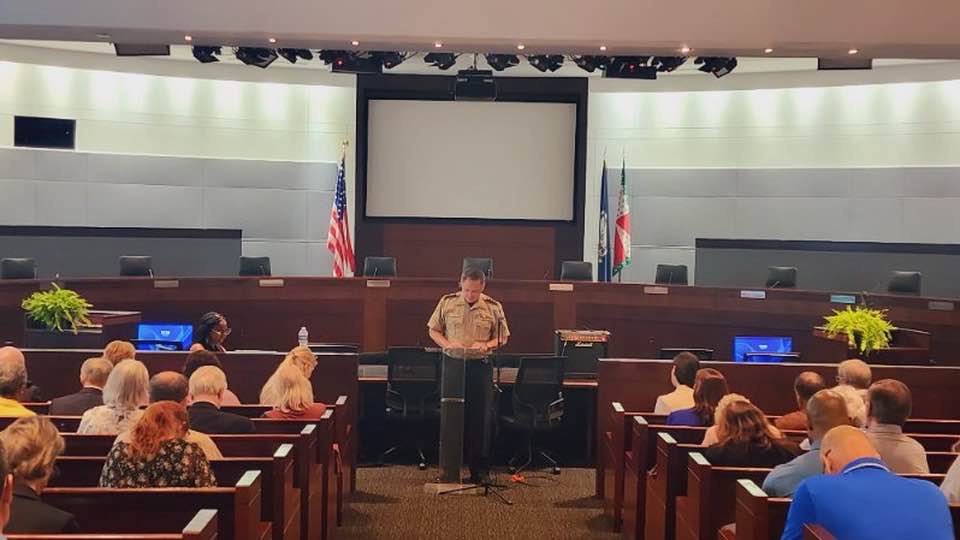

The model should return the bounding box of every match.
[23,310,141,349]
[809,326,932,365]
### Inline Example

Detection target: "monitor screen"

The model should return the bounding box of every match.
[733,336,793,363]
[136,323,193,351]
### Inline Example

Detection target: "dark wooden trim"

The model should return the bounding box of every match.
[0,225,242,240]
[696,238,960,255]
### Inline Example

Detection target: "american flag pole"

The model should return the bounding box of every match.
[327,140,356,277]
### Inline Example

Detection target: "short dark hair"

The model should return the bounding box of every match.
[182,349,223,380]
[461,267,487,282]
[868,379,912,426]
[794,371,826,402]
[672,352,701,387]
[149,372,189,403]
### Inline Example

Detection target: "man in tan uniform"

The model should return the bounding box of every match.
[427,267,510,482]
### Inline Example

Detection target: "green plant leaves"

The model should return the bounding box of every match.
[823,305,894,354]
[21,283,93,334]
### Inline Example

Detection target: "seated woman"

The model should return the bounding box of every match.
[704,398,800,468]
[190,312,230,353]
[182,349,241,406]
[102,340,137,365]
[78,359,149,435]
[259,345,317,405]
[667,368,728,427]
[260,364,326,420]
[100,401,216,488]
[2,416,79,533]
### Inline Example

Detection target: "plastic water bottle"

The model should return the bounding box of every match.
[297,326,309,347]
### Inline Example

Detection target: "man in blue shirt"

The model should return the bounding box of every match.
[763,389,849,496]
[781,425,953,540]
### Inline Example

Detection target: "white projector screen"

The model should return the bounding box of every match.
[365,99,577,220]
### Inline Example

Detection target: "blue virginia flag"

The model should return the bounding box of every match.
[598,161,612,282]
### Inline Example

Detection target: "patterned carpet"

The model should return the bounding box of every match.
[340,466,620,540]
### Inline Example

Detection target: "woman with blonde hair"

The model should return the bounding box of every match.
[259,346,317,405]
[704,399,800,467]
[260,363,326,420]
[100,401,216,488]
[1,416,79,532]
[102,340,137,365]
[78,359,149,434]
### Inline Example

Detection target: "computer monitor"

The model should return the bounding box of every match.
[135,323,193,351]
[733,336,793,363]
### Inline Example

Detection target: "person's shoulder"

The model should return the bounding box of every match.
[480,293,502,306]
[438,292,460,303]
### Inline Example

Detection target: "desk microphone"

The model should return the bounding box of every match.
[148,268,155,278]
[258,265,267,276]
[768,280,781,289]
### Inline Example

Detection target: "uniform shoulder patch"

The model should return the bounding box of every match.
[481,294,501,306]
[441,292,459,300]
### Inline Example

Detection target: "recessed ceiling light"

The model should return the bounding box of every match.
[680,45,691,54]
[268,37,277,44]
[763,47,773,54]
[184,35,193,42]
[599,45,608,52]
[517,43,526,51]
[848,48,859,55]
[351,40,360,47]
[434,41,443,48]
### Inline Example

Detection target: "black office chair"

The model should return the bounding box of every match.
[658,348,714,360]
[239,256,272,276]
[379,347,442,470]
[0,258,37,280]
[119,256,153,277]
[499,356,565,475]
[363,256,397,277]
[655,264,689,285]
[463,257,493,279]
[766,266,797,289]
[887,271,921,295]
[560,261,593,281]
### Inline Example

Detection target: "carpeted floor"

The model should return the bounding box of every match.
[340,466,619,540]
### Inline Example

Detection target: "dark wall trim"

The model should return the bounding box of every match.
[0,226,242,240]
[696,238,960,256]
[354,74,588,275]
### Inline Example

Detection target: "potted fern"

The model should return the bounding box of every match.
[822,305,894,355]
[21,284,96,347]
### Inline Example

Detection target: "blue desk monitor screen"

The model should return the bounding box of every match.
[136,323,193,351]
[733,336,793,363]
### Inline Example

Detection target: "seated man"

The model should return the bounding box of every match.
[187,366,254,434]
[763,389,849,496]
[774,371,826,432]
[114,371,222,460]
[865,379,928,474]
[49,357,113,416]
[654,351,700,414]
[0,348,35,418]
[836,358,871,400]
[780,425,951,540]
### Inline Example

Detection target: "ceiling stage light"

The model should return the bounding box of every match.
[192,46,221,63]
[528,54,564,72]
[484,54,520,71]
[235,47,278,68]
[572,55,609,73]
[695,56,738,77]
[650,56,687,72]
[373,51,407,69]
[605,56,656,79]
[278,48,313,64]
[424,52,459,70]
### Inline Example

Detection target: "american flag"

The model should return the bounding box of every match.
[327,154,355,277]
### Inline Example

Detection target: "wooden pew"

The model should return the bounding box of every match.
[61,415,335,540]
[41,471,267,540]
[0,416,81,432]
[7,508,218,540]
[734,479,960,540]
[53,445,299,540]
[644,432,702,540]
[676,452,770,540]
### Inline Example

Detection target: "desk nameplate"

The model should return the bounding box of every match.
[258,279,285,288]
[153,280,179,289]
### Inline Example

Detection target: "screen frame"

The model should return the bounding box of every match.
[137,322,194,351]
[732,336,794,362]
[354,74,588,273]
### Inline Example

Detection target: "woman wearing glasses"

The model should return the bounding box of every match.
[190,312,231,353]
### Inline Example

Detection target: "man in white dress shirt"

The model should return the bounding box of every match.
[654,351,700,414]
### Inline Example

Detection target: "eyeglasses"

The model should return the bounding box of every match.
[214,327,232,337]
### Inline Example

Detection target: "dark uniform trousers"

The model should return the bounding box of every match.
[464,359,494,477]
